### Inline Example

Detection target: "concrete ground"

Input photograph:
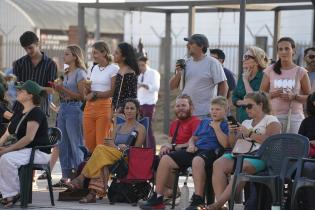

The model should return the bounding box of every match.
[5,161,244,210]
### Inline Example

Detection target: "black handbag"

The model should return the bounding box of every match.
[109,156,128,179]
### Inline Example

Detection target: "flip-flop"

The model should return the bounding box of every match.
[3,194,20,208]
[37,172,48,180]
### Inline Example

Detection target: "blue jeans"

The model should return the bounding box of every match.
[57,102,84,178]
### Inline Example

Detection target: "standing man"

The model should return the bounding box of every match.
[170,34,228,119]
[137,56,160,149]
[13,31,57,116]
[304,47,315,90]
[210,48,236,108]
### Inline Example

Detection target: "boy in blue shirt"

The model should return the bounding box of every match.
[140,96,230,210]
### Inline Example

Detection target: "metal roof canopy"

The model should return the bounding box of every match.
[78,0,315,134]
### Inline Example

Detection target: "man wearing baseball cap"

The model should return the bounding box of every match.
[170,34,228,119]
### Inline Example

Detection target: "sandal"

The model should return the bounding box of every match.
[37,172,48,180]
[65,176,84,191]
[3,194,20,208]
[79,191,96,203]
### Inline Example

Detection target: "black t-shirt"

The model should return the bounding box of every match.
[298,116,315,141]
[8,107,50,154]
[0,101,10,137]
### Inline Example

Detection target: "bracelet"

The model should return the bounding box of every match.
[92,91,97,100]
[172,143,177,151]
[248,131,253,138]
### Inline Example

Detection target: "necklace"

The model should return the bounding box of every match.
[99,63,109,71]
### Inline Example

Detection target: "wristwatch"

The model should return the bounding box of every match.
[171,143,177,151]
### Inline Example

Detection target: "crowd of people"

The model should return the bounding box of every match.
[0,30,314,210]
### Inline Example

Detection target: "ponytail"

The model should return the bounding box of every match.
[273,59,282,75]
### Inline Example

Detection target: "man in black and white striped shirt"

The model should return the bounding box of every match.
[13,31,57,116]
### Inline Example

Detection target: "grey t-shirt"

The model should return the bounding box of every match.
[61,68,87,100]
[182,56,226,116]
[308,71,315,85]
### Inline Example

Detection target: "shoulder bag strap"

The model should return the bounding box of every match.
[14,107,35,134]
[114,74,124,112]
[171,121,181,144]
[286,67,302,132]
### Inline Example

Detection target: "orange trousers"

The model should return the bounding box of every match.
[83,98,112,152]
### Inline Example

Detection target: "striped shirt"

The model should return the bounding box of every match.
[13,52,57,116]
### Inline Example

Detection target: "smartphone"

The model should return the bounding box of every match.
[227,116,239,127]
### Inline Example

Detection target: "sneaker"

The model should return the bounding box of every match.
[139,192,165,210]
[185,193,205,210]
[52,179,67,188]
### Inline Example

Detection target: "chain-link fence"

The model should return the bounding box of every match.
[1,40,311,76]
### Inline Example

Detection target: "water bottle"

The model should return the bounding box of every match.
[271,206,280,210]
[179,175,190,209]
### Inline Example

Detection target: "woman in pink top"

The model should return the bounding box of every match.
[260,37,311,133]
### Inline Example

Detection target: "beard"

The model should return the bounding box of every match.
[307,61,315,70]
[176,110,192,120]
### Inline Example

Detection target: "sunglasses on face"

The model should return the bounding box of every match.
[307,55,315,59]
[240,104,254,109]
[243,54,255,61]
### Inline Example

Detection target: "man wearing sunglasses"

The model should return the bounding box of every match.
[170,34,228,119]
[304,47,315,90]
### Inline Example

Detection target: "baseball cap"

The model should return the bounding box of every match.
[15,80,42,96]
[184,34,209,48]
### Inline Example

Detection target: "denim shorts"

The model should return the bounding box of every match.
[223,153,266,172]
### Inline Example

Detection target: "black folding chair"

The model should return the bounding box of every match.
[229,133,309,210]
[19,127,62,208]
[290,157,315,210]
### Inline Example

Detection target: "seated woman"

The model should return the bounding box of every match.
[297,92,315,210]
[208,92,281,210]
[0,80,51,208]
[66,98,145,203]
[0,83,13,137]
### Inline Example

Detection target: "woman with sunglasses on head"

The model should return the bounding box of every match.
[232,47,269,123]
[208,92,281,210]
[260,37,311,133]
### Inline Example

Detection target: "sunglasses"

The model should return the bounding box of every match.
[307,55,315,59]
[240,104,254,109]
[243,55,255,61]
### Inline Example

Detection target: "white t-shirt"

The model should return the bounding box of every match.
[88,64,119,92]
[137,67,160,105]
[242,115,279,149]
[182,55,227,117]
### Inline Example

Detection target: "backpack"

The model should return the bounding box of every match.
[107,178,152,204]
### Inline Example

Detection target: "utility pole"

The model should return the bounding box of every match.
[95,0,100,41]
